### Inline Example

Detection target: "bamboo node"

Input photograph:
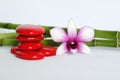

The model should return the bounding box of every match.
[116,31,119,48]
[94,39,96,47]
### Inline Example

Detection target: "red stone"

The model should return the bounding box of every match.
[11,46,19,54]
[39,46,56,56]
[18,41,42,50]
[15,50,45,60]
[16,24,45,36]
[16,35,44,41]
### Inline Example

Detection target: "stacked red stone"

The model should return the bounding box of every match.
[11,24,56,60]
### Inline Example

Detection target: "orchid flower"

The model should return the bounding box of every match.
[50,20,94,55]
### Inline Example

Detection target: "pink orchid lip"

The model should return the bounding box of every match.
[50,19,94,55]
[67,40,78,50]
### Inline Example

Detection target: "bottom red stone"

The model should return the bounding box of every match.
[11,46,57,60]
[39,46,56,56]
[15,50,45,60]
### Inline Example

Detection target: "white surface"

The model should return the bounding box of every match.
[0,46,120,80]
[0,0,120,80]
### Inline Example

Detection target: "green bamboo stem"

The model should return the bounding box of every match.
[0,23,20,29]
[0,39,60,46]
[0,22,120,40]
[0,33,17,39]
[0,38,118,47]
[0,32,50,39]
[0,39,18,46]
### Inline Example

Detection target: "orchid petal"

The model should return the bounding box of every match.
[50,28,68,42]
[67,19,77,40]
[70,49,77,54]
[56,42,68,55]
[77,42,90,54]
[76,26,94,42]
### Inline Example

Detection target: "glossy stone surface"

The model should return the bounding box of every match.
[39,46,56,56]
[15,50,45,60]
[18,41,42,50]
[11,46,19,54]
[10,24,48,60]
[16,24,45,36]
[16,35,44,41]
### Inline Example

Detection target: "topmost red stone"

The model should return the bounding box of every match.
[16,24,45,36]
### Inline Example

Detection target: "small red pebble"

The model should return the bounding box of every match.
[15,50,45,60]
[18,41,42,50]
[16,35,44,41]
[11,46,19,54]
[39,46,56,56]
[16,24,45,36]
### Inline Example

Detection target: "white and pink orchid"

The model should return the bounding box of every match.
[50,20,94,55]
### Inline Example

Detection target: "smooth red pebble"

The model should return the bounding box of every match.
[16,35,44,41]
[11,46,19,54]
[16,24,45,36]
[15,50,45,60]
[39,46,56,56]
[18,41,42,50]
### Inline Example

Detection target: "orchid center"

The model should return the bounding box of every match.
[68,41,77,49]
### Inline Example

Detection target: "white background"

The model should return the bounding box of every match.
[0,0,120,80]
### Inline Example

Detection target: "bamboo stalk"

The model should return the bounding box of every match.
[1,39,19,46]
[0,33,17,39]
[0,38,118,47]
[0,22,120,39]
[0,32,50,38]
